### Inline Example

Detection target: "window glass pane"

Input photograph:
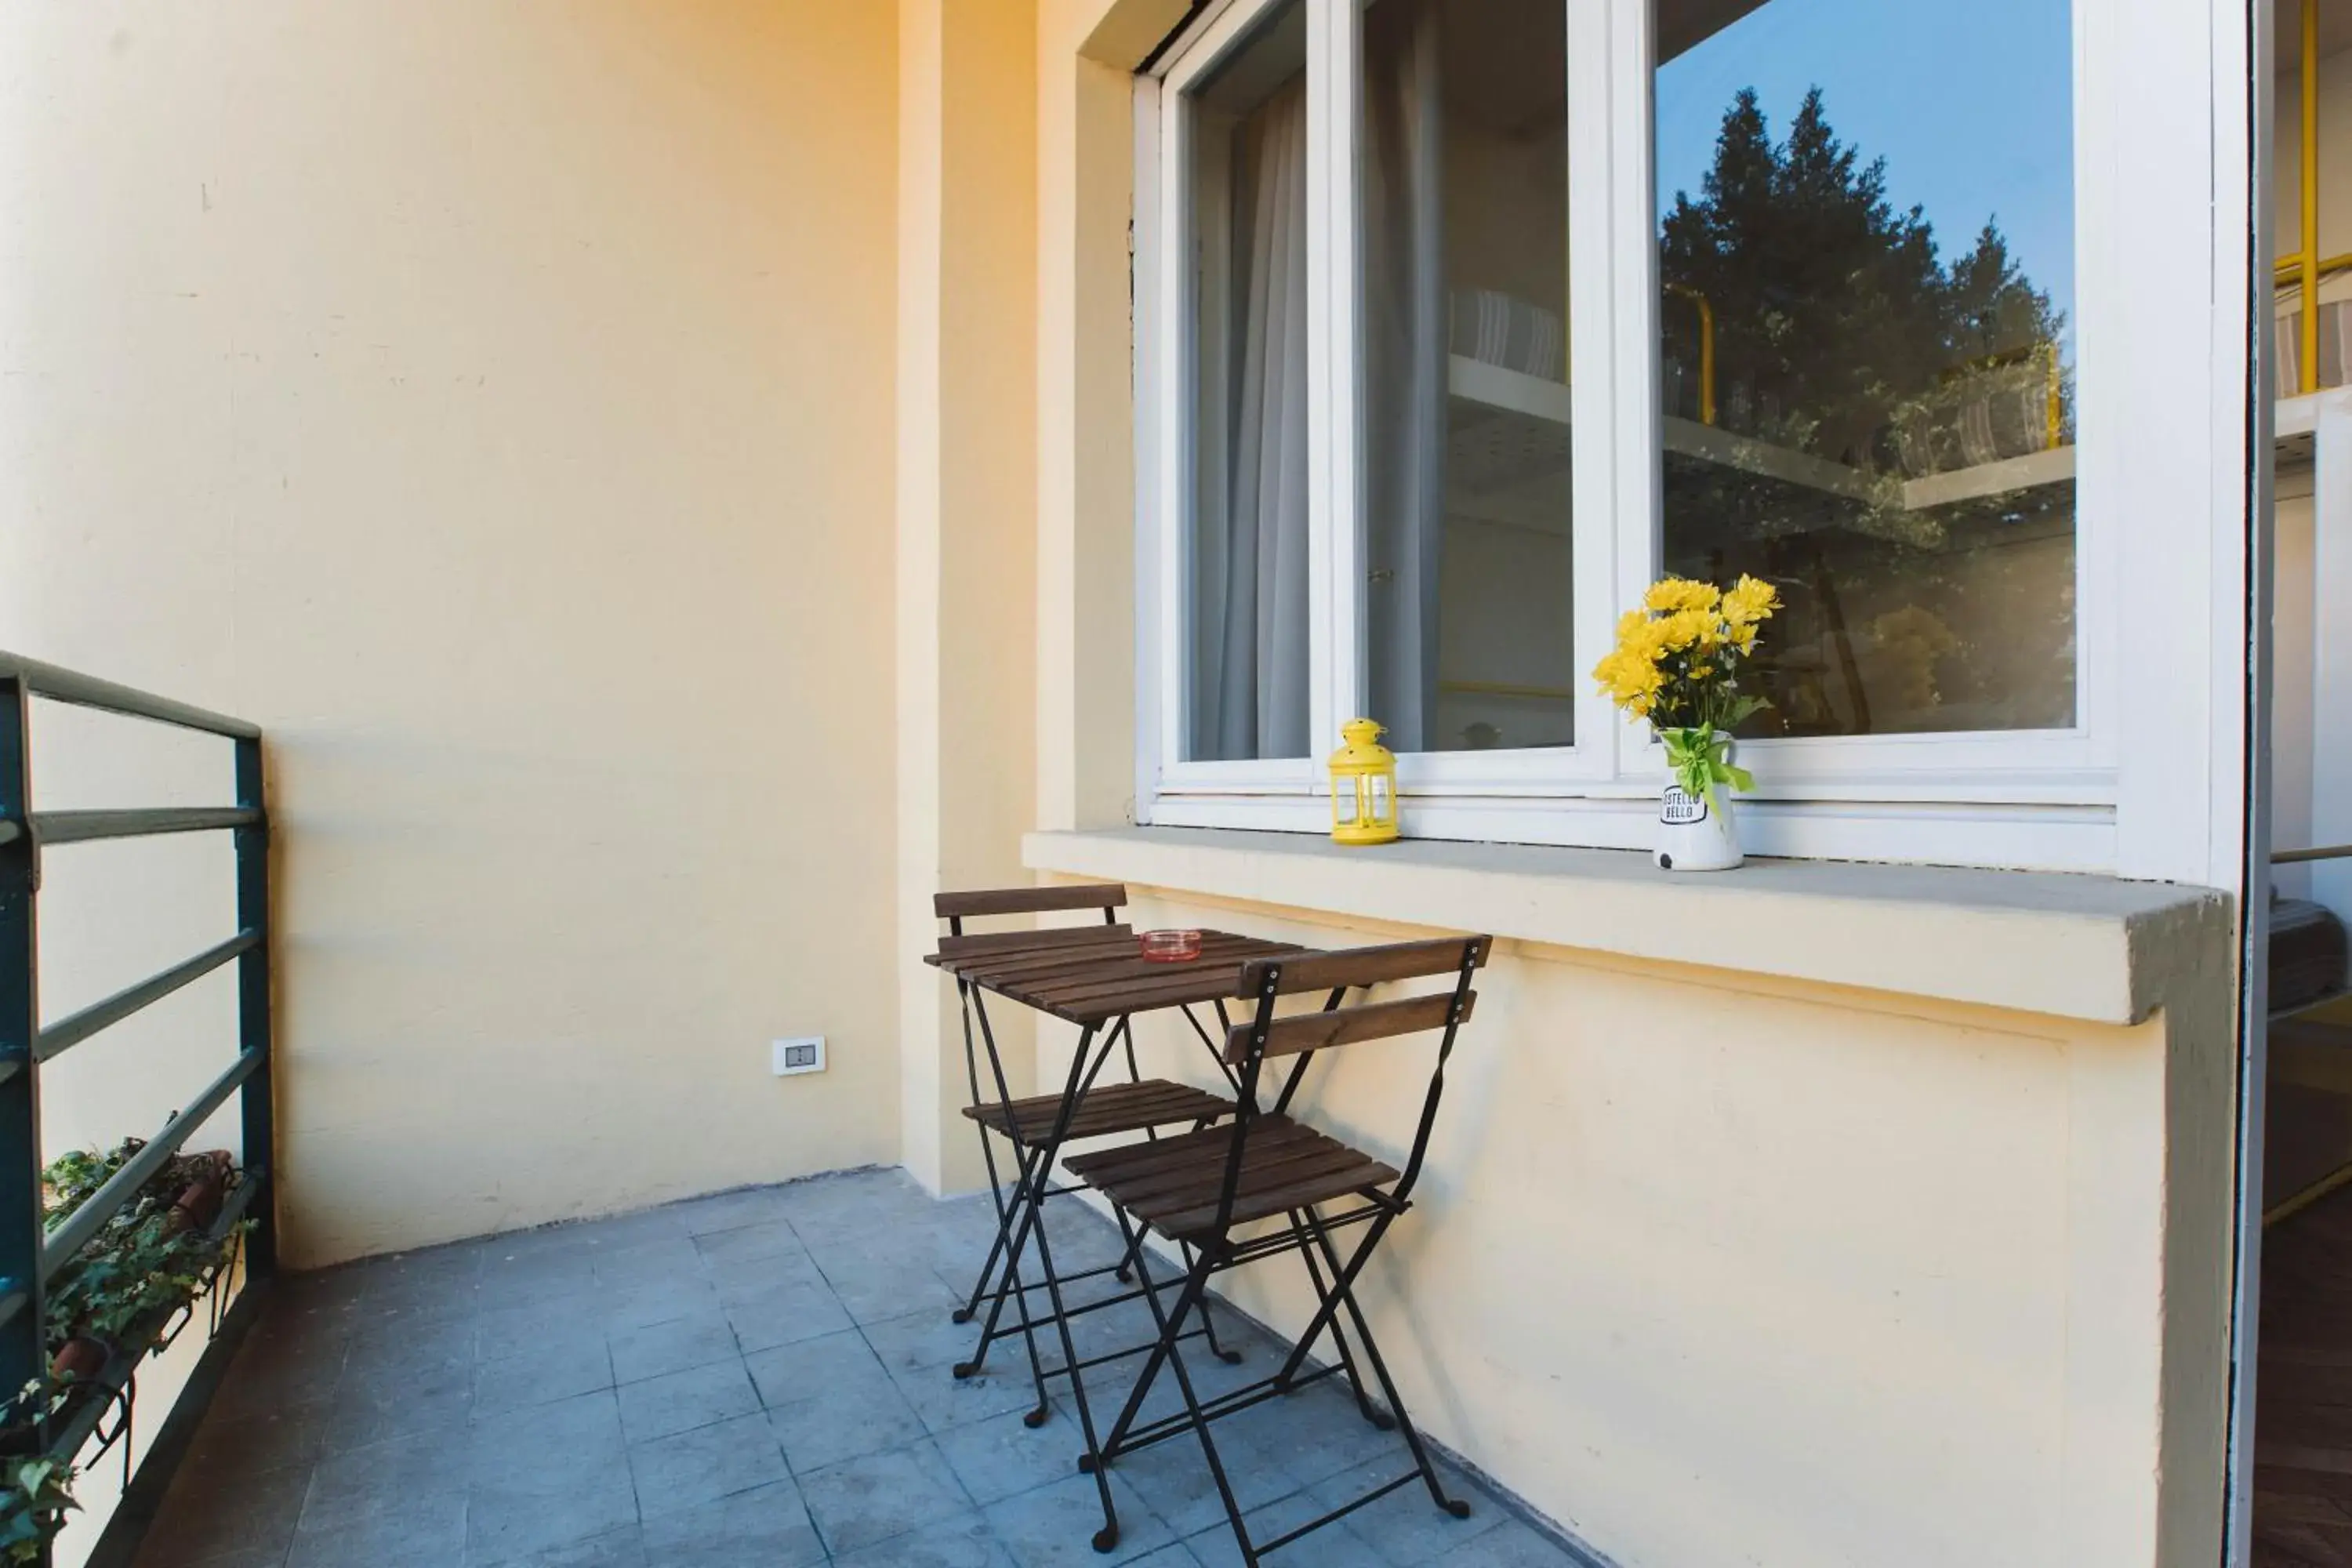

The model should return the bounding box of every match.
[1655,0,2076,737]
[1187,1,1312,761]
[1362,0,1572,753]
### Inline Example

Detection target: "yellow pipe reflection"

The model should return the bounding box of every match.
[1665,283,1716,426]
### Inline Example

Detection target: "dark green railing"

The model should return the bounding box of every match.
[0,652,274,1548]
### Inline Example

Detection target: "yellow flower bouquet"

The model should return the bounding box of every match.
[1592,575,1780,818]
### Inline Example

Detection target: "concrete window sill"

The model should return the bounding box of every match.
[1024,826,2232,1025]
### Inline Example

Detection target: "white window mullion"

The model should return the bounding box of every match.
[1610,0,1662,787]
[1310,0,1364,766]
[1566,0,1653,787]
[1152,74,1192,783]
[1133,76,1167,818]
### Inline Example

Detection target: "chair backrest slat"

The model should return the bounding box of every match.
[1237,935,1490,998]
[1224,990,1474,1063]
[934,883,1126,920]
[936,924,1134,959]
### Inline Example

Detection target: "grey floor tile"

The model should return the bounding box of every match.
[727,1278,856,1354]
[136,1546,287,1568]
[479,1298,610,1363]
[1180,1487,1377,1568]
[1305,1456,1501,1566]
[707,1247,829,1307]
[180,1395,332,1485]
[608,1308,738,1385]
[602,1272,726,1333]
[474,1334,614,1419]
[1244,1381,1410,1492]
[320,1352,475,1454]
[797,1437,974,1555]
[477,1252,601,1312]
[765,1364,930,1474]
[982,1469,1172,1567]
[341,1311,477,1385]
[935,1405,1087,1506]
[614,1356,760,1444]
[745,1327,882,1408]
[469,1389,626,1483]
[286,1492,466,1568]
[891,1345,1044,1434]
[590,1230,707,1282]
[1429,1519,1584,1566]
[209,1314,351,1421]
[809,1250,961,1324]
[141,1458,313,1567]
[476,1523,647,1567]
[626,1410,789,1519]
[1104,1407,1310,1541]
[776,1167,939,1233]
[481,1224,611,1264]
[692,1218,805,1268]
[863,1304,985,1376]
[299,1248,484,1327]
[466,1474,637,1566]
[670,1187,791,1236]
[300,1428,473,1536]
[637,1479,826,1567]
[830,1511,1019,1568]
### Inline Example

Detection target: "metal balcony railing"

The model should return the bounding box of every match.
[0,651,274,1559]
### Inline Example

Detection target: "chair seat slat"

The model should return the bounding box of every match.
[964,1077,1232,1147]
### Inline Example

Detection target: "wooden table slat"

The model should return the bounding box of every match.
[989,940,1290,1001]
[936,929,1275,985]
[934,925,1134,960]
[938,927,1304,1025]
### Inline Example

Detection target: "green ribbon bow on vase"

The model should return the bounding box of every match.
[1659,726,1755,817]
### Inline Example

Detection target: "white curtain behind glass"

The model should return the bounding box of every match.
[1201,78,1313,760]
[1361,0,1446,752]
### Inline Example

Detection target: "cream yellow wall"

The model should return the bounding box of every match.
[0,0,903,1265]
[897,0,1041,1195]
[1028,887,2231,1568]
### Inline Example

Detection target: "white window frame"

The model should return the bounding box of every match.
[1133,0,2240,877]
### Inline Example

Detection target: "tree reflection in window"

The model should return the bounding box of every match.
[1658,71,2076,739]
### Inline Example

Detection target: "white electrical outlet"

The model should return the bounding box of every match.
[771,1036,826,1076]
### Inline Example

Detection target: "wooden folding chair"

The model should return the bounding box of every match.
[933,884,1244,1428]
[1063,934,1492,1563]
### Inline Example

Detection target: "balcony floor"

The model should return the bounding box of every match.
[132,1168,1573,1568]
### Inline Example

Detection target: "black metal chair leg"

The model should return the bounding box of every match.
[956,1139,1047,1355]
[1026,1200,1124,1549]
[1119,1223,1257,1563]
[1287,1206,1391,1428]
[1312,1221,1470,1520]
[955,1141,1054,1379]
[956,1136,1040,1326]
[1088,1208,1213,1473]
[1179,1238,1244,1364]
[1269,1210,1396,1393]
[956,1020,1123,1398]
[954,986,1028,1325]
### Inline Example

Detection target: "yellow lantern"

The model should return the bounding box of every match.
[1329,718,1399,845]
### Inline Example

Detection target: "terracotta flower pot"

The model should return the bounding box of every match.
[50,1336,107,1381]
[172,1174,224,1232]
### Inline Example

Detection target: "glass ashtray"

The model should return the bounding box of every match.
[1138,929,1204,963]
